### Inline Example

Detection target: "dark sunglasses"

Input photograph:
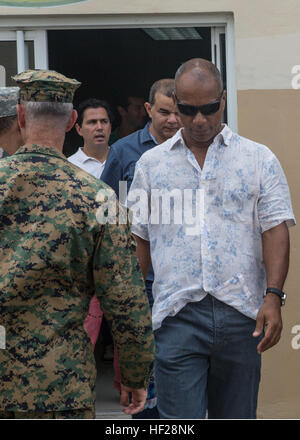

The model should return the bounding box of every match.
[174,93,223,117]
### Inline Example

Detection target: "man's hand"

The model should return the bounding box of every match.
[253,293,283,354]
[120,384,147,415]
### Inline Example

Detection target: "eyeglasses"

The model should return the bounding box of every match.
[174,93,223,117]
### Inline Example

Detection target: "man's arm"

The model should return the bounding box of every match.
[93,198,154,415]
[115,222,150,415]
[133,233,151,281]
[253,221,290,353]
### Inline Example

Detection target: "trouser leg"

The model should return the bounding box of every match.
[207,297,262,419]
[155,296,213,419]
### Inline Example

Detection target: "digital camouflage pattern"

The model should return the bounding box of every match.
[0,144,154,412]
[12,70,81,103]
[0,87,19,118]
[0,407,95,419]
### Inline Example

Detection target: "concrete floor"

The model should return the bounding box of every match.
[94,338,131,419]
[95,360,130,419]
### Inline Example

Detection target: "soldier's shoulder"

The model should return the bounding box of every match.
[66,161,116,195]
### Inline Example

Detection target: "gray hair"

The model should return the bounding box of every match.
[21,101,73,128]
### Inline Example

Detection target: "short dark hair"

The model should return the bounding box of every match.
[115,94,144,111]
[115,94,130,111]
[0,115,17,136]
[76,98,114,127]
[148,79,175,106]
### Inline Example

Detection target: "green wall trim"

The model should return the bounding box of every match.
[0,0,87,7]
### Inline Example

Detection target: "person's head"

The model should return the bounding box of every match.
[0,87,23,155]
[174,58,226,148]
[116,94,146,131]
[144,78,182,144]
[75,98,113,151]
[12,69,80,146]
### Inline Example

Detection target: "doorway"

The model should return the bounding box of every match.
[47,27,224,156]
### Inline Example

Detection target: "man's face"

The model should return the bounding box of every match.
[145,92,182,143]
[174,73,226,147]
[76,107,111,149]
[123,97,146,129]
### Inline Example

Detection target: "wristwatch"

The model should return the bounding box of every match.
[264,287,286,306]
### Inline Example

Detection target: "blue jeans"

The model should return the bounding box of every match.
[154,294,262,419]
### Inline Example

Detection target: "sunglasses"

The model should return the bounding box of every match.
[174,93,223,117]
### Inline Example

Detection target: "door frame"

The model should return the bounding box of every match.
[0,29,48,75]
[0,12,237,130]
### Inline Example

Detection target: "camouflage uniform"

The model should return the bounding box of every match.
[0,87,19,118]
[0,70,154,417]
[0,408,95,419]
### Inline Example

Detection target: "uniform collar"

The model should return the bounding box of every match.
[15,144,67,161]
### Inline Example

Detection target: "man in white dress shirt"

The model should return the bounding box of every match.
[68,98,113,178]
[129,58,295,419]
[68,98,114,358]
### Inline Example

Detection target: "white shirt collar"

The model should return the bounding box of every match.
[75,148,105,164]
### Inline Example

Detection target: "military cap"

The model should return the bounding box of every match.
[12,69,81,103]
[0,87,19,118]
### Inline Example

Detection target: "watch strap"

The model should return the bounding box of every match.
[265,287,286,306]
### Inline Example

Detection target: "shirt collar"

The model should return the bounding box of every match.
[15,144,67,161]
[169,124,233,151]
[215,124,233,146]
[141,122,156,145]
[75,148,107,165]
[75,147,96,163]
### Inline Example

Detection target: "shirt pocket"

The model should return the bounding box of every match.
[222,182,258,223]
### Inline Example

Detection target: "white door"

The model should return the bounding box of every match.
[211,27,226,74]
[211,26,227,121]
[211,25,237,127]
[0,30,48,87]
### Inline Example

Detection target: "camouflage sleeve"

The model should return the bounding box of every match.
[93,200,155,390]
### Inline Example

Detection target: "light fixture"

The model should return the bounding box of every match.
[143,27,202,41]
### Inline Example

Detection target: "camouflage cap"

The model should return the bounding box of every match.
[12,69,81,103]
[0,87,19,118]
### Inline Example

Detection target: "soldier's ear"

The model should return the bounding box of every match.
[17,104,26,129]
[66,109,78,133]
